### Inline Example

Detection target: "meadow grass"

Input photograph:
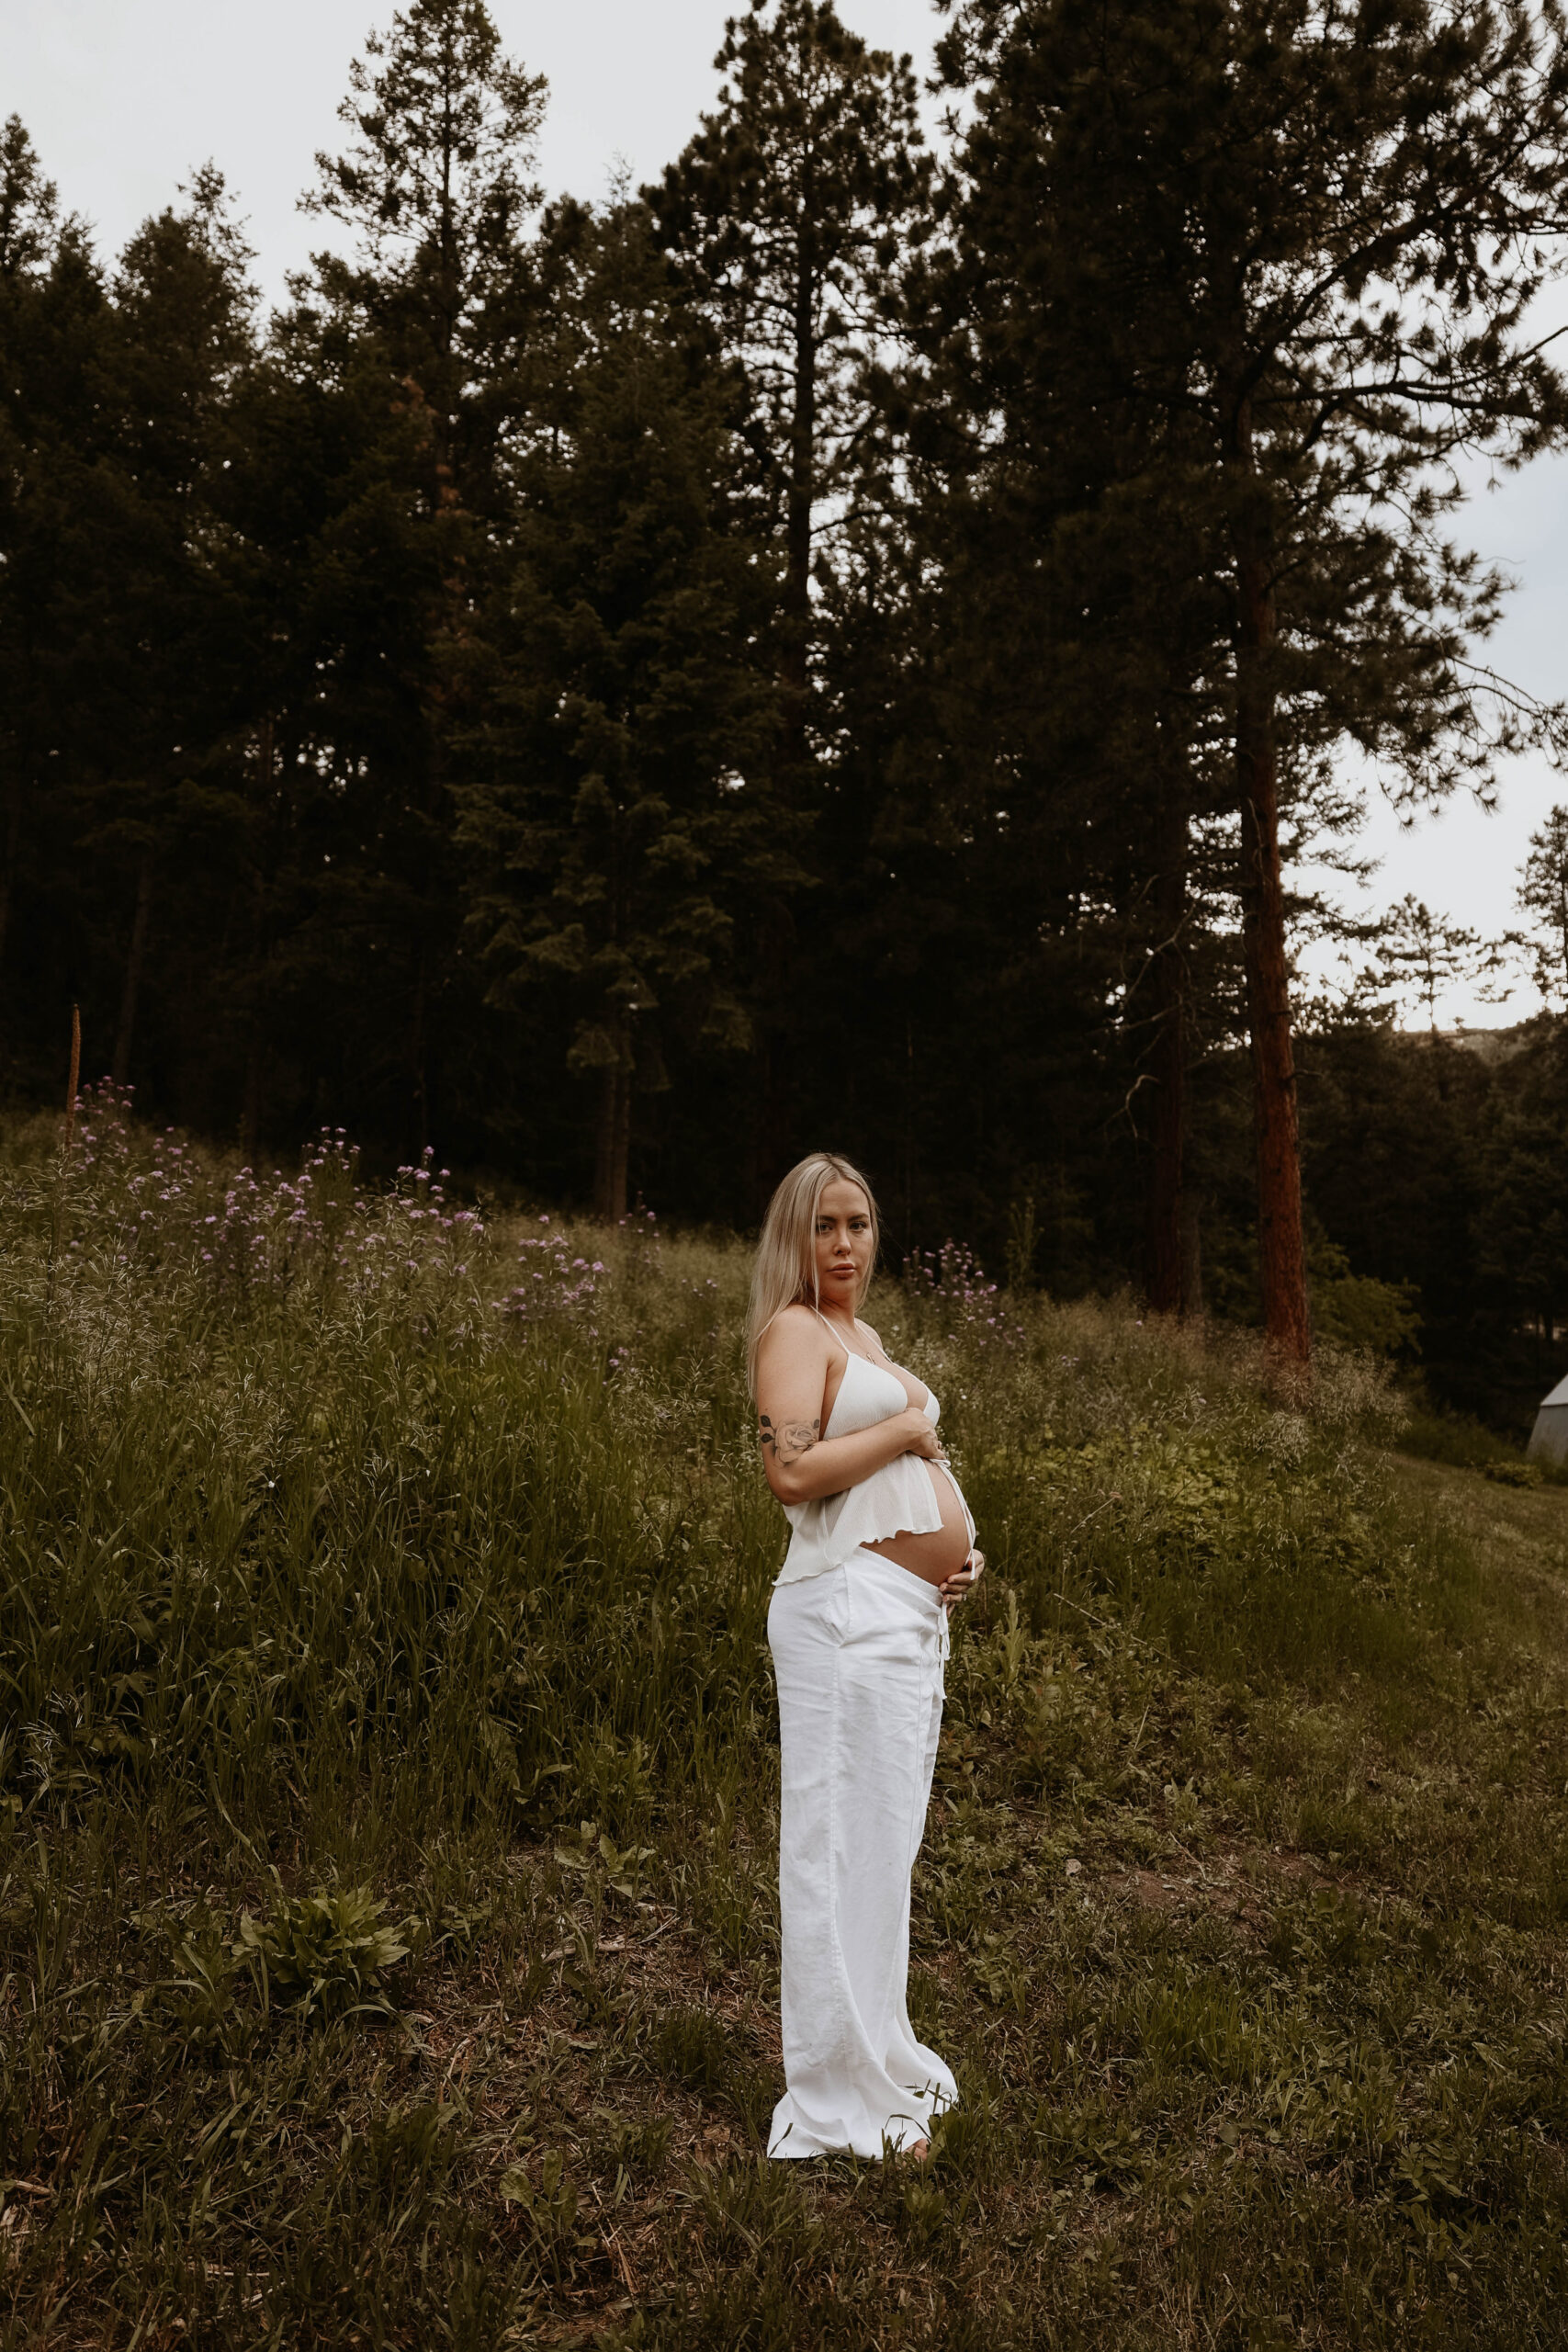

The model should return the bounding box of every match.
[4,1097,1568,2346]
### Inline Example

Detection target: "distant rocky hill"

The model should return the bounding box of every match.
[1427,1020,1551,1067]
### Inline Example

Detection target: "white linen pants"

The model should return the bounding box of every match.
[766,1547,957,2159]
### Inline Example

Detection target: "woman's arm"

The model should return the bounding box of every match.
[755,1311,942,1506]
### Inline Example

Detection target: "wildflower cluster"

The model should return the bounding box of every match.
[62,1085,482,1299]
[901,1239,1023,1348]
[374,1150,485,1288]
[616,1204,661,1267]
[68,1089,210,1272]
[194,1132,362,1291]
[498,1215,605,1330]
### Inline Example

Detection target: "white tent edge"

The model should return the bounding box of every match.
[1528,1372,1568,1463]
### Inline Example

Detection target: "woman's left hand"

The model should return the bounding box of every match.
[940,1548,985,1612]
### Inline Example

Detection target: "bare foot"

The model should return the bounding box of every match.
[908,2137,931,2161]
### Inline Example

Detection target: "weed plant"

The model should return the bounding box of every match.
[4,1096,1568,2345]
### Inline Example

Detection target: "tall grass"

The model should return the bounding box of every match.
[4,1097,1568,2346]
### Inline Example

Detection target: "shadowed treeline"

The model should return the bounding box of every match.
[6,0,1568,1412]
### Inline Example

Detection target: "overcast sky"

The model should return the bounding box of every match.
[7,0,1568,1024]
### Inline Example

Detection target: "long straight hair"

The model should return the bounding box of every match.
[746,1152,881,1397]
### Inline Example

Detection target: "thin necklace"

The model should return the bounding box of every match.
[818,1303,874,1363]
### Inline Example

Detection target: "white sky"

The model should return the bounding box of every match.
[6,0,1568,1026]
[1293,442,1568,1028]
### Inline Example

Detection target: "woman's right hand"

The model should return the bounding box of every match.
[897,1406,944,1460]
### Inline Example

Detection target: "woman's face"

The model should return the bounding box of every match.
[813,1178,874,1312]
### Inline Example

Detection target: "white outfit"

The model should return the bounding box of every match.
[766,1321,975,2160]
[775,1347,976,1582]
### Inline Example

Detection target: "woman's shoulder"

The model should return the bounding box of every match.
[759,1301,829,1357]
[773,1299,824,1331]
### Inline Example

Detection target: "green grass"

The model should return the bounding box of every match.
[5,1107,1568,2346]
[1395,1404,1568,1489]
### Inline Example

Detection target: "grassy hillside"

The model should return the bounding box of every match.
[4,1094,1568,2347]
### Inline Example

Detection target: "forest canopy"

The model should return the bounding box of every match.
[6,0,1568,1425]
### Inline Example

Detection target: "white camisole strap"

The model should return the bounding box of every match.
[811,1305,852,1360]
[810,1306,933,1422]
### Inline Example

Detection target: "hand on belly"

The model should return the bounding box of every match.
[865,1462,973,1588]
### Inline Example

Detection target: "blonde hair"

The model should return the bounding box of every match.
[746,1152,881,1396]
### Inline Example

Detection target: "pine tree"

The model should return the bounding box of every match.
[902,89,1234,1316]
[1370,896,1502,1034]
[650,0,931,768]
[649,3,933,1194]
[1517,808,1568,1011]
[83,171,256,1089]
[454,200,783,1218]
[0,136,254,1098]
[935,0,1568,1360]
[0,113,58,277]
[304,0,545,501]
[230,0,547,1151]
[0,117,78,1024]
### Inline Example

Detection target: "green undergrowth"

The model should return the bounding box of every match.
[1394,1405,1568,1486]
[4,1118,1568,2346]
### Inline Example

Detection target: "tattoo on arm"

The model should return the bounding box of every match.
[758,1413,820,1465]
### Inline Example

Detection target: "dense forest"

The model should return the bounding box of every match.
[6,0,1568,1424]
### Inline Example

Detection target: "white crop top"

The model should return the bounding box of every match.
[774,1321,976,1585]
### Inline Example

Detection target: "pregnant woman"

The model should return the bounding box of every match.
[750,1151,984,2161]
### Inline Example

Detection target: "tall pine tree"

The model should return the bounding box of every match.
[650,1,933,1193]
[935,0,1568,1358]
[454,200,783,1218]
[228,0,547,1152]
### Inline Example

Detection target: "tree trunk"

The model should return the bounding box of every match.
[411,948,429,1155]
[112,847,154,1088]
[610,1057,631,1223]
[1146,795,1190,1317]
[1179,1188,1204,1317]
[1231,447,1310,1363]
[748,899,799,1216]
[240,715,276,1163]
[593,1035,632,1222]
[0,784,18,984]
[746,1030,788,1222]
[241,1040,263,1163]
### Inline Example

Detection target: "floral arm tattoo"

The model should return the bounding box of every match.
[758,1412,820,1465]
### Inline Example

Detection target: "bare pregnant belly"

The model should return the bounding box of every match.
[864,1463,972,1588]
